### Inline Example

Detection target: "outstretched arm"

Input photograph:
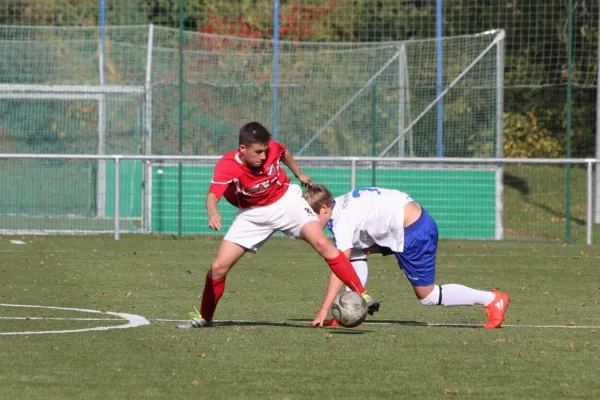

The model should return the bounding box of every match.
[205,192,222,231]
[312,248,352,327]
[207,158,237,231]
[281,148,313,187]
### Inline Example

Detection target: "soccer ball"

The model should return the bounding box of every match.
[331,291,368,328]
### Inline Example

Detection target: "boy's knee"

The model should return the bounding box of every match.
[209,261,231,279]
[419,285,441,306]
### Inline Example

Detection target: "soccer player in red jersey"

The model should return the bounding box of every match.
[178,122,380,328]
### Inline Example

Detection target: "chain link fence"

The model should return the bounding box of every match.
[0,1,598,241]
[0,0,597,157]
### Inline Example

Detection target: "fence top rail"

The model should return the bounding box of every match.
[0,154,598,164]
[0,84,146,94]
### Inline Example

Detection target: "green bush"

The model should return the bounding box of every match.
[503,112,565,158]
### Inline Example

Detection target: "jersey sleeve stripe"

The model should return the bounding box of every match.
[210,179,232,184]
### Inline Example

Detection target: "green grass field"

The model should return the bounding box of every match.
[1,235,600,399]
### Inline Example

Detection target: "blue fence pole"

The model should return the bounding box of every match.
[99,0,106,84]
[272,0,280,140]
[436,0,443,157]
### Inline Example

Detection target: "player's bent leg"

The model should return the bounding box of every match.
[210,239,247,279]
[201,240,246,321]
[298,220,339,259]
[178,240,247,329]
[298,221,363,291]
[299,222,380,314]
[414,283,498,307]
[414,284,438,304]
[413,283,510,328]
[345,258,368,292]
[436,284,496,307]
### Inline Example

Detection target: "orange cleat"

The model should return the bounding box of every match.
[322,318,363,328]
[484,289,510,329]
[322,318,341,327]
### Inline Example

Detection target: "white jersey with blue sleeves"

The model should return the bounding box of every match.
[329,188,413,253]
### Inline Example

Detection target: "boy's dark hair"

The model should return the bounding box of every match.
[239,122,271,146]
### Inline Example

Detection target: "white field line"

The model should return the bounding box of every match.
[0,303,150,335]
[2,303,598,335]
[0,317,122,321]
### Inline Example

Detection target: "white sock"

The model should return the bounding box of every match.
[345,259,368,292]
[439,284,495,307]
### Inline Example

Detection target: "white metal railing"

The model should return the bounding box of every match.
[0,154,598,244]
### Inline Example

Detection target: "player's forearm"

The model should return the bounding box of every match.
[319,272,345,313]
[205,192,219,215]
[281,149,303,178]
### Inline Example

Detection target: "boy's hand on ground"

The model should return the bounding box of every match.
[311,309,329,327]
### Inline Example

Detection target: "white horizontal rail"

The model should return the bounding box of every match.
[0,154,597,164]
[0,93,103,100]
[0,84,145,94]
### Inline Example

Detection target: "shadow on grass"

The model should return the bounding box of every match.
[504,171,585,226]
[328,329,371,335]
[193,319,481,330]
[530,202,586,226]
[213,319,372,333]
[504,171,530,197]
[213,320,312,329]
[289,319,481,330]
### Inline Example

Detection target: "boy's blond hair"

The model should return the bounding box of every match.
[302,184,334,213]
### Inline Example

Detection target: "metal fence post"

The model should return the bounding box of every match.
[114,156,120,240]
[587,160,593,245]
[351,159,357,191]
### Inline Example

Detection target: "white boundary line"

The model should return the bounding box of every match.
[0,304,150,335]
[2,304,598,334]
[0,317,122,321]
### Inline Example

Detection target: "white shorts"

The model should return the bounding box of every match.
[224,184,319,253]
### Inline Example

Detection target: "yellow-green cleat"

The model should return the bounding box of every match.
[176,308,213,328]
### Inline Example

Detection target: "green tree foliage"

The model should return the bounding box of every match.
[0,0,597,157]
[503,112,565,158]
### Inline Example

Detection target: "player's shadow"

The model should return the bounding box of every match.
[213,320,312,329]
[327,329,371,335]
[504,171,585,226]
[288,318,482,329]
[504,171,530,197]
[214,320,373,333]
[366,320,481,329]
[284,318,377,333]
[211,319,480,330]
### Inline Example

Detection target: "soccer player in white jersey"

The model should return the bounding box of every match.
[303,185,510,329]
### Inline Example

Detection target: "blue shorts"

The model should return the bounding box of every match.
[393,209,438,286]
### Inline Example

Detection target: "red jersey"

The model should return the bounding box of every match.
[209,141,291,209]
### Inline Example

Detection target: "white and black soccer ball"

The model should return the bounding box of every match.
[331,291,368,328]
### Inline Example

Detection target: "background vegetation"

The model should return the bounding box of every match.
[0,0,597,158]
